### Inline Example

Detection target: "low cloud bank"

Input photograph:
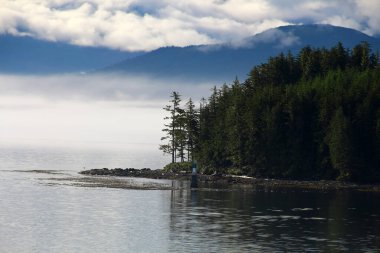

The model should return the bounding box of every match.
[0,73,217,149]
[0,73,216,104]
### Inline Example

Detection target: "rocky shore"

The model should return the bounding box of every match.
[79,168,380,192]
[80,168,189,180]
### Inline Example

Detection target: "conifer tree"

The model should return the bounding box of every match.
[160,91,182,163]
[327,108,355,180]
[175,107,187,162]
[184,98,199,162]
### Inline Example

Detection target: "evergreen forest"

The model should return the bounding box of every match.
[160,42,380,182]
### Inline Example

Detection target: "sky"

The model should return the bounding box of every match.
[1,0,380,52]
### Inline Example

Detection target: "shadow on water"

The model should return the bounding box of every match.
[167,186,380,252]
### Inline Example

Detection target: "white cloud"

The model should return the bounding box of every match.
[355,0,380,35]
[321,16,364,32]
[243,28,301,49]
[0,0,379,51]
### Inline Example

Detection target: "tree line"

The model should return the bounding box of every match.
[160,42,380,182]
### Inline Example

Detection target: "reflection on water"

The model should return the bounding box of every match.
[170,191,380,252]
[0,147,379,252]
[0,170,379,252]
[168,189,380,252]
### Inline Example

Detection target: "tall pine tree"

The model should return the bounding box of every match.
[160,91,182,163]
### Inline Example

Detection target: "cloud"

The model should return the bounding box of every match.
[0,0,379,51]
[0,73,216,104]
[242,28,301,49]
[355,0,380,35]
[321,16,364,33]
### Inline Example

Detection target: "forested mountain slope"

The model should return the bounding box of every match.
[162,42,380,182]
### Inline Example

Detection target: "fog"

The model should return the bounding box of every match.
[0,73,218,150]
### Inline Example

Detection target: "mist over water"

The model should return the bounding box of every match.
[0,73,219,171]
[0,73,216,150]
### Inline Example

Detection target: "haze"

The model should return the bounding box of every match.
[0,73,216,150]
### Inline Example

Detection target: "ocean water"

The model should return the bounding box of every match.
[0,144,379,253]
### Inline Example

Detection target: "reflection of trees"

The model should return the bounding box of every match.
[167,188,380,252]
[325,191,380,251]
[168,188,261,252]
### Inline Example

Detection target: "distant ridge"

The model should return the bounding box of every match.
[0,35,140,74]
[103,24,380,82]
[1,25,379,79]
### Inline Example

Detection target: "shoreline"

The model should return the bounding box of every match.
[79,168,380,192]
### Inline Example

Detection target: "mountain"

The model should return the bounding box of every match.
[0,35,140,74]
[103,24,380,82]
[1,25,379,78]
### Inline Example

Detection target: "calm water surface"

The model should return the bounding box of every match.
[0,145,379,252]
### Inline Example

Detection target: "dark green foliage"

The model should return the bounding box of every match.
[189,43,380,182]
[327,108,355,180]
[184,98,199,161]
